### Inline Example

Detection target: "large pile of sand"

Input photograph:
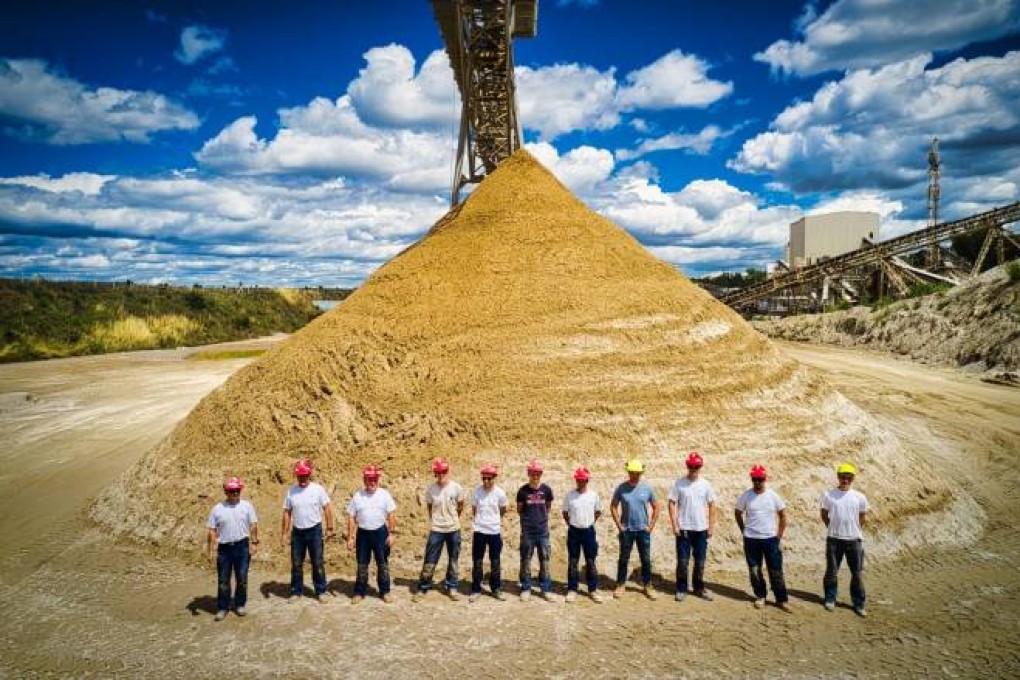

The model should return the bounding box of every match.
[92,151,978,571]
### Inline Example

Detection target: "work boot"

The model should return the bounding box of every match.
[565,591,577,603]
[493,590,506,601]
[351,595,364,605]
[694,590,714,602]
[469,593,480,603]
[753,598,765,609]
[520,590,531,602]
[412,590,426,603]
[675,592,687,603]
[824,600,835,612]
[590,591,605,604]
[235,606,247,617]
[381,594,394,604]
[447,588,462,602]
[854,605,868,618]
[540,591,556,603]
[613,586,624,599]
[777,602,793,613]
[643,586,658,601]
[215,610,227,621]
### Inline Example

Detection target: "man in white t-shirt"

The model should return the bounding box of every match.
[414,457,466,602]
[820,462,870,617]
[668,451,717,602]
[734,465,790,612]
[280,459,335,601]
[346,464,397,604]
[469,463,509,603]
[206,476,259,621]
[562,466,604,603]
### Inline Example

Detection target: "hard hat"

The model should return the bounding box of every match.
[480,463,499,477]
[294,459,313,476]
[362,464,381,479]
[573,466,591,482]
[431,457,450,473]
[836,462,857,476]
[224,476,245,491]
[526,459,544,474]
[625,459,644,473]
[750,464,767,480]
[685,452,704,468]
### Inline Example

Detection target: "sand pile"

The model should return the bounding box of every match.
[92,151,978,571]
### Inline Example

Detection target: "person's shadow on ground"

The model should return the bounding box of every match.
[186,595,218,616]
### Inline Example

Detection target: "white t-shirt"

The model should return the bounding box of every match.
[347,488,397,530]
[820,488,869,540]
[471,486,508,535]
[735,488,786,539]
[667,477,717,532]
[426,481,466,532]
[563,489,603,529]
[283,482,331,530]
[206,499,258,544]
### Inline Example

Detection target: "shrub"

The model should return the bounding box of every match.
[1007,260,1020,283]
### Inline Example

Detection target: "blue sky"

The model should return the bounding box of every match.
[1,0,1018,285]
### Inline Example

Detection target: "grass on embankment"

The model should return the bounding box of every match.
[188,349,268,361]
[0,279,324,363]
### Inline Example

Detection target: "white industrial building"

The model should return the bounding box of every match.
[786,211,880,269]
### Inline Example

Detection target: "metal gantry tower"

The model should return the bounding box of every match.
[926,137,942,267]
[432,0,537,205]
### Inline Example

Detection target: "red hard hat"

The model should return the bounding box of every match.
[573,466,591,482]
[294,459,313,476]
[224,476,244,491]
[526,459,544,474]
[431,457,450,473]
[363,464,381,479]
[686,452,704,468]
[750,464,767,480]
[480,463,499,477]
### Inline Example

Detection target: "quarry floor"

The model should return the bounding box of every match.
[0,338,1018,678]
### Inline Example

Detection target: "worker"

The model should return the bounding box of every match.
[668,451,717,602]
[345,464,397,604]
[820,462,870,617]
[562,465,604,603]
[611,459,660,600]
[469,463,509,602]
[206,476,259,621]
[516,459,555,601]
[734,465,791,612]
[414,457,466,602]
[280,458,334,602]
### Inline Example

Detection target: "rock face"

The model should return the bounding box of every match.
[754,264,1020,377]
[92,151,977,571]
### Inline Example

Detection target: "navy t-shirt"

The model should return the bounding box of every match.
[516,483,554,536]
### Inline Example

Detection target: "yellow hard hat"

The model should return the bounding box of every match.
[625,459,645,473]
[836,462,857,476]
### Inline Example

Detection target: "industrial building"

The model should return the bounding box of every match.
[786,212,880,269]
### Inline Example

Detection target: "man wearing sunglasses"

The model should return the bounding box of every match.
[820,462,870,617]
[469,463,509,602]
[206,476,259,621]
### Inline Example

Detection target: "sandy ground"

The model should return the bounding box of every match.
[0,339,1018,678]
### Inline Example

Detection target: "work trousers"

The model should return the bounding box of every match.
[676,529,709,594]
[355,526,391,596]
[418,530,461,592]
[617,529,652,586]
[567,525,599,592]
[519,533,552,593]
[216,538,250,612]
[743,536,788,603]
[823,537,866,607]
[290,524,327,596]
[471,532,503,594]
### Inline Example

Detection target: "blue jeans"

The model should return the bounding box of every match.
[567,526,599,592]
[743,536,788,603]
[617,529,652,586]
[355,526,391,596]
[216,539,250,611]
[471,532,503,594]
[519,533,552,593]
[418,530,461,592]
[290,524,327,596]
[824,537,866,607]
[676,530,709,594]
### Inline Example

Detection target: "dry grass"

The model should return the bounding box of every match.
[188,349,267,361]
[85,315,199,352]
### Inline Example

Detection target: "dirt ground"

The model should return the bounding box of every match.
[0,338,1018,678]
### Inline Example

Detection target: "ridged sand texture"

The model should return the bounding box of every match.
[93,151,977,569]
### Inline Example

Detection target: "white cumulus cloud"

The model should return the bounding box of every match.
[346,45,460,129]
[0,59,199,144]
[617,50,733,110]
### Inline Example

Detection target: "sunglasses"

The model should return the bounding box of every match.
[226,489,241,494]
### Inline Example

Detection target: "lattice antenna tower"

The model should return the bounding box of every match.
[926,137,941,267]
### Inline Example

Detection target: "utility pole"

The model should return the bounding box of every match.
[926,137,941,268]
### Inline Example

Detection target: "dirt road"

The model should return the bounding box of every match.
[0,340,1017,677]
